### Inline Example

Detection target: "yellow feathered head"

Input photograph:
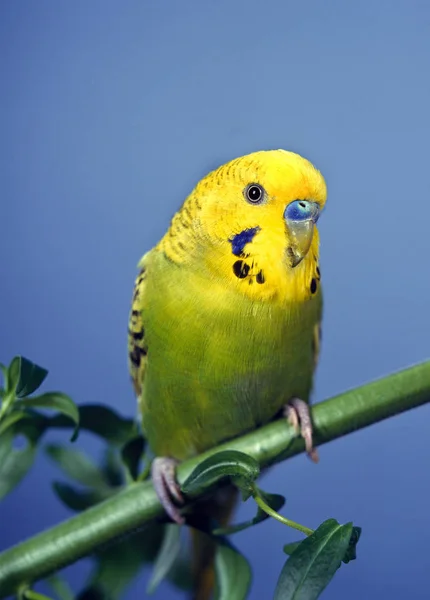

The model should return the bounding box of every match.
[193,149,326,270]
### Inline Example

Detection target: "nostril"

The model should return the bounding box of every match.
[285,200,312,222]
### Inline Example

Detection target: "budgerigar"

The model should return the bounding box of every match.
[128,149,326,599]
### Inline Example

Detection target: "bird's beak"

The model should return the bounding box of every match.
[284,202,320,268]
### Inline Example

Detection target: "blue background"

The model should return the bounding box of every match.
[1,1,430,598]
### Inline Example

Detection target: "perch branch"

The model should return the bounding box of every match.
[0,361,429,597]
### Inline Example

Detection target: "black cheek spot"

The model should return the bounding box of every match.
[256,270,265,284]
[129,348,141,367]
[130,310,140,326]
[310,278,317,294]
[130,344,148,367]
[233,260,250,279]
[128,327,145,341]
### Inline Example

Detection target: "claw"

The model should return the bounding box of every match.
[151,457,185,524]
[284,397,319,463]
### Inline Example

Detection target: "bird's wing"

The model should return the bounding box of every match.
[312,282,323,371]
[128,254,149,407]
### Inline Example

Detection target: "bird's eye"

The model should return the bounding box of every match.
[284,200,319,222]
[244,183,265,204]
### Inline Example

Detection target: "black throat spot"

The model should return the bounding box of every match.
[233,260,250,279]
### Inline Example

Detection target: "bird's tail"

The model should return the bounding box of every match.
[190,485,239,600]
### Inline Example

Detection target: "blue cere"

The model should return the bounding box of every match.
[229,227,261,256]
[284,200,319,222]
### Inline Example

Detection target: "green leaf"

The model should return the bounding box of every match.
[182,450,260,497]
[342,526,361,564]
[0,430,37,499]
[147,524,181,594]
[46,444,110,491]
[81,525,165,599]
[164,553,194,592]
[283,526,362,564]
[7,356,21,394]
[120,435,146,481]
[214,538,252,600]
[13,356,48,398]
[22,590,54,600]
[134,522,168,564]
[19,393,79,441]
[283,541,302,556]
[52,481,113,512]
[214,491,285,536]
[47,574,74,600]
[274,519,354,600]
[100,448,124,488]
[0,362,7,387]
[77,405,136,446]
[11,409,49,442]
[0,409,32,436]
[46,404,136,446]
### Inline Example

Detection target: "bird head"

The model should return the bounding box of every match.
[194,149,326,263]
[162,150,327,302]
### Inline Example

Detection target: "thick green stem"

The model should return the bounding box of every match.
[0,361,429,597]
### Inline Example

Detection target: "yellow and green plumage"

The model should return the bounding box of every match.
[128,149,326,598]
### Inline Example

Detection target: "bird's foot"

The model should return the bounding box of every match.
[151,457,185,524]
[283,397,319,463]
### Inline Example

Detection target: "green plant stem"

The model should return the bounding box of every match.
[254,494,314,536]
[137,458,151,482]
[0,392,14,421]
[21,591,53,600]
[46,574,74,600]
[0,360,429,598]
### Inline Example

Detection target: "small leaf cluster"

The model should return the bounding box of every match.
[0,357,190,600]
[177,450,361,600]
[0,357,361,600]
[42,417,193,599]
[0,356,79,500]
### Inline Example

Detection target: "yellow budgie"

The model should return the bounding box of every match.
[128,150,326,598]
